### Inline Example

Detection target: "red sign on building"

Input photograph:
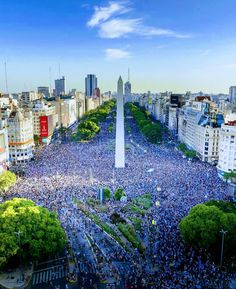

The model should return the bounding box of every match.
[40,116,49,137]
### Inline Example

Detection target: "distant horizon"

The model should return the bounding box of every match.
[1,0,236,94]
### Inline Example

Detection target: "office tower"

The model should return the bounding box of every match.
[55,76,66,96]
[85,74,97,97]
[229,86,236,103]
[124,81,131,95]
[38,87,50,98]
[217,117,236,177]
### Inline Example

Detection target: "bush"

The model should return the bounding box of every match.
[110,212,126,224]
[129,217,142,231]
[117,223,145,253]
[103,187,111,200]
[177,143,196,159]
[134,194,152,210]
[114,188,126,201]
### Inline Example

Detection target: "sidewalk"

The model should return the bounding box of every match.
[0,265,33,289]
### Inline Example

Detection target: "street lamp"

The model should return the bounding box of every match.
[15,230,24,281]
[220,229,227,267]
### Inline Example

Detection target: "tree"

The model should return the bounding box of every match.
[0,171,17,194]
[0,198,66,269]
[224,171,236,183]
[78,120,100,133]
[185,150,197,159]
[179,202,236,256]
[114,188,126,201]
[103,187,111,200]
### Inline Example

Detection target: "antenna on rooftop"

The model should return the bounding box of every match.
[49,66,52,96]
[4,61,9,94]
[58,63,61,79]
[128,68,130,82]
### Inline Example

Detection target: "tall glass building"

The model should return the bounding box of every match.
[85,74,97,97]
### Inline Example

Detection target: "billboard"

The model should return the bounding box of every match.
[40,116,48,137]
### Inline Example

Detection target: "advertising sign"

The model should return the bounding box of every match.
[40,116,48,137]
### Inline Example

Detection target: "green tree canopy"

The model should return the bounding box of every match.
[0,171,17,194]
[114,188,126,201]
[179,202,236,256]
[103,187,111,200]
[0,198,66,269]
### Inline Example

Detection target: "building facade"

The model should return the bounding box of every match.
[0,120,9,172]
[55,77,66,96]
[32,99,58,144]
[38,87,50,98]
[178,100,224,163]
[85,74,97,97]
[229,86,236,103]
[217,119,236,178]
[8,108,34,164]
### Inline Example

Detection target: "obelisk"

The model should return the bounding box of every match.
[115,76,125,168]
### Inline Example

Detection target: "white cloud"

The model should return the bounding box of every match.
[98,18,191,39]
[105,48,131,60]
[87,1,192,39]
[99,18,141,38]
[87,1,129,27]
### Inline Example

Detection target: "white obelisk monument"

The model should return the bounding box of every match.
[115,76,125,168]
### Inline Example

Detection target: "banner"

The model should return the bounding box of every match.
[40,116,48,137]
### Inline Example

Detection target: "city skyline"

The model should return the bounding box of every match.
[1,0,236,93]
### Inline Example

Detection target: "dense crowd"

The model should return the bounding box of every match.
[4,113,235,288]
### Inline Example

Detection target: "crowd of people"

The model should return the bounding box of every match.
[4,111,235,288]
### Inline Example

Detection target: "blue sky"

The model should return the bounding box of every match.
[0,0,236,93]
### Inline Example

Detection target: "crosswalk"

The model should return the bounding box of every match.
[112,262,132,276]
[32,263,96,286]
[78,263,96,274]
[32,265,68,285]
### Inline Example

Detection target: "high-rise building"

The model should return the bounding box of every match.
[32,99,58,144]
[8,107,34,164]
[0,119,9,172]
[178,100,224,164]
[217,116,236,178]
[229,86,236,103]
[38,87,50,98]
[21,91,39,106]
[47,96,77,128]
[55,76,66,96]
[85,74,97,97]
[124,81,131,95]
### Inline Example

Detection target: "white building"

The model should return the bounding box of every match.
[48,97,77,128]
[178,100,224,163]
[21,91,39,106]
[32,99,58,144]
[8,107,34,164]
[0,120,9,173]
[217,116,236,178]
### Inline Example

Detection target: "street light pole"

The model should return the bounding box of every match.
[220,229,227,267]
[15,230,24,281]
